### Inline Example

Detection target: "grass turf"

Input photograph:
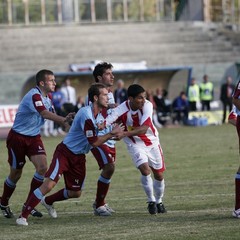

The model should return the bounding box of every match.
[0,124,239,240]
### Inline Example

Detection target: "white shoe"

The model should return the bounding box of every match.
[104,203,115,213]
[94,205,112,216]
[93,202,115,213]
[41,197,57,218]
[16,217,28,226]
[232,208,240,218]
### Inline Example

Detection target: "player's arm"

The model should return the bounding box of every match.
[123,100,152,137]
[232,81,240,111]
[123,125,148,138]
[40,110,73,127]
[33,94,73,128]
[84,118,124,148]
[91,125,124,147]
[105,101,128,126]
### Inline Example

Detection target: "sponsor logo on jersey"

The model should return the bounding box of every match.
[127,126,134,131]
[86,130,93,137]
[35,101,43,107]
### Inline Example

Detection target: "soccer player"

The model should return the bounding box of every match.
[86,62,118,216]
[16,83,124,226]
[231,84,240,218]
[0,69,73,219]
[105,84,166,215]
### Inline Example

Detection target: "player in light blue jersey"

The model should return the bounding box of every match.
[0,69,73,219]
[16,83,124,226]
[86,62,120,216]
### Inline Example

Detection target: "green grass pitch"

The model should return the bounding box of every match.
[0,124,239,240]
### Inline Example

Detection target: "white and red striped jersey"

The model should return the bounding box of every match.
[106,99,160,147]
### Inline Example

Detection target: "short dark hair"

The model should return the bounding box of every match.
[93,62,113,82]
[36,69,54,86]
[127,84,145,98]
[88,83,106,103]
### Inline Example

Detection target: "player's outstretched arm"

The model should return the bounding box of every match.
[40,109,74,129]
[123,125,149,138]
[91,124,124,148]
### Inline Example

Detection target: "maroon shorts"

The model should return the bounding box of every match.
[6,129,46,169]
[91,144,116,169]
[45,142,86,191]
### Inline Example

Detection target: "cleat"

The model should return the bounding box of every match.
[93,202,115,213]
[30,208,43,217]
[41,197,57,218]
[94,205,112,216]
[157,203,167,213]
[104,203,115,213]
[23,204,43,218]
[0,204,14,218]
[232,208,240,218]
[147,202,157,215]
[16,217,28,226]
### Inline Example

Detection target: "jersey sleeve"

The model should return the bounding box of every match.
[32,93,47,113]
[140,101,153,126]
[84,119,98,145]
[105,101,129,126]
[233,81,240,99]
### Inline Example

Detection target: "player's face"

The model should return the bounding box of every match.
[97,87,109,108]
[100,68,114,87]
[44,74,56,92]
[130,92,146,111]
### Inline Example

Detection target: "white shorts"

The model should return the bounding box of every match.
[126,144,165,171]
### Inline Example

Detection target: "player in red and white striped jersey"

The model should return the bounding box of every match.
[105,84,166,214]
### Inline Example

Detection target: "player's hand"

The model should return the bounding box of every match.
[110,124,125,140]
[64,112,76,124]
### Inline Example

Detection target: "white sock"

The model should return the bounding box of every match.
[154,178,165,204]
[141,174,155,202]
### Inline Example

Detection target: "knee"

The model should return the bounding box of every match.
[36,163,48,176]
[102,163,115,178]
[141,169,151,176]
[9,169,23,183]
[68,190,81,198]
[138,164,151,176]
[153,172,164,181]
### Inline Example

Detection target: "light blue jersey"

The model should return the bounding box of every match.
[63,105,103,154]
[85,91,115,148]
[12,87,53,136]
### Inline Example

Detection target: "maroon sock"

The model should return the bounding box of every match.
[235,178,240,210]
[21,194,41,219]
[24,174,44,204]
[95,180,110,208]
[1,179,16,206]
[45,189,68,205]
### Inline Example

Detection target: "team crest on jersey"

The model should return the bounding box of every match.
[35,101,43,107]
[86,130,94,137]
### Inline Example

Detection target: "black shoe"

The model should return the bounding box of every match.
[157,202,167,213]
[147,202,157,215]
[0,204,14,218]
[22,204,43,218]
